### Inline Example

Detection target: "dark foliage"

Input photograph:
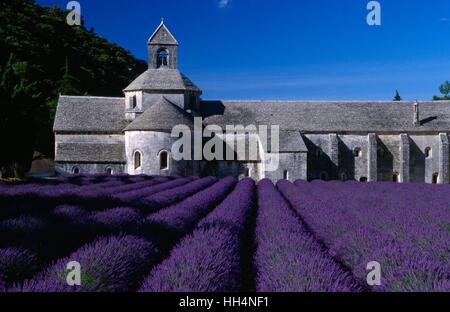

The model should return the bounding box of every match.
[0,0,147,177]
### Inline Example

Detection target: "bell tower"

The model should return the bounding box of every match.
[148,19,179,69]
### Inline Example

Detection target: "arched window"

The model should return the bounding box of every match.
[392,172,399,182]
[105,167,113,175]
[340,172,348,182]
[245,168,251,177]
[359,177,368,182]
[159,150,169,170]
[134,151,141,170]
[130,95,137,109]
[425,147,432,158]
[319,172,328,181]
[72,166,80,174]
[157,49,169,68]
[283,170,289,180]
[354,147,362,157]
[432,173,439,184]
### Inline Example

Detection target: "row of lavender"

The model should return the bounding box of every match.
[0,176,225,289]
[1,175,448,292]
[278,180,449,291]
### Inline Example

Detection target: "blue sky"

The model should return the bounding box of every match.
[36,0,450,100]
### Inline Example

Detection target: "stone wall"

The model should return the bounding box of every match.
[409,134,440,183]
[264,152,307,182]
[125,130,194,176]
[377,135,400,181]
[55,162,125,175]
[55,134,124,144]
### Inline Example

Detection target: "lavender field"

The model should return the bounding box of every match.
[0,174,448,292]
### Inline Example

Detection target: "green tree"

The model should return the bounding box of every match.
[433,81,450,100]
[0,54,44,178]
[0,0,147,178]
[58,56,80,95]
[393,90,402,101]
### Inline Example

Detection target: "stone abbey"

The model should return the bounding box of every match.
[53,21,450,184]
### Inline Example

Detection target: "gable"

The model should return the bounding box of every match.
[148,22,178,45]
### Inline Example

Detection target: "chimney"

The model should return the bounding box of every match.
[413,100,420,126]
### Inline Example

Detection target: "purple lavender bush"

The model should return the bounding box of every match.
[0,216,48,247]
[112,177,195,205]
[42,206,144,261]
[144,176,237,248]
[140,226,242,292]
[140,178,255,292]
[75,177,170,207]
[279,180,450,292]
[255,179,362,292]
[15,235,158,292]
[138,176,217,212]
[0,248,40,286]
[89,207,143,233]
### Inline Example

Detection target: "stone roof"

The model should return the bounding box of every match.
[202,100,450,133]
[53,96,127,133]
[55,143,126,163]
[123,69,201,92]
[148,21,178,45]
[124,97,194,131]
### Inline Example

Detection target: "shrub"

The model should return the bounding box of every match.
[138,177,217,213]
[16,235,159,292]
[141,178,255,292]
[256,179,362,292]
[0,247,40,285]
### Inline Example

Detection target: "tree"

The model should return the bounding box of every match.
[0,0,147,178]
[393,90,402,101]
[58,56,80,95]
[0,54,43,178]
[433,81,450,100]
[439,81,450,98]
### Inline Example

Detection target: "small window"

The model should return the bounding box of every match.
[359,177,368,182]
[106,167,113,175]
[245,168,251,177]
[319,172,328,181]
[425,147,432,159]
[340,172,348,181]
[72,166,80,174]
[432,173,439,184]
[283,170,289,180]
[160,150,169,170]
[130,95,137,109]
[315,149,322,159]
[157,49,169,68]
[354,147,362,157]
[392,172,399,182]
[134,151,142,170]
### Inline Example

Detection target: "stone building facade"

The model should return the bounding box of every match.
[53,21,450,184]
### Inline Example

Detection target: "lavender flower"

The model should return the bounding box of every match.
[16,235,159,292]
[140,178,254,292]
[0,248,40,286]
[256,179,362,292]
